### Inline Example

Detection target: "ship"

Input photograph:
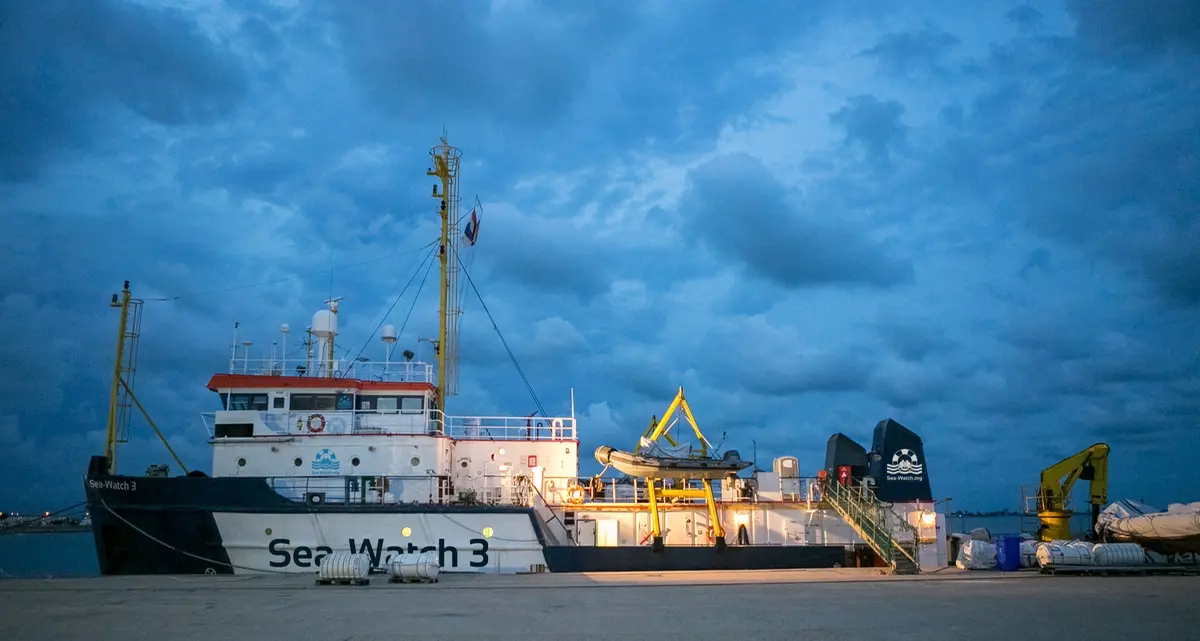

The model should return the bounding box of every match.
[84,136,948,576]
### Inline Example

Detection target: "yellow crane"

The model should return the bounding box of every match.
[636,387,725,552]
[1033,442,1110,541]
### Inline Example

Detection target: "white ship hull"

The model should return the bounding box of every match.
[213,511,547,574]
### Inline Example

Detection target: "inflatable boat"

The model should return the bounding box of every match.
[1096,499,1200,554]
[594,445,752,479]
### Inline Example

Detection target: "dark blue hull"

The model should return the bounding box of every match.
[542,545,853,572]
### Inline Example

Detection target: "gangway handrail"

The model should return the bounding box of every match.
[822,478,920,572]
[519,476,575,546]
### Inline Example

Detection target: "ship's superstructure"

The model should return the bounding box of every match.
[83,135,948,576]
[204,307,578,509]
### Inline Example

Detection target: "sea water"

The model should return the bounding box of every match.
[0,515,1097,578]
[0,532,99,578]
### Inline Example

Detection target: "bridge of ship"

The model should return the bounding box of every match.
[202,409,576,440]
[204,357,575,440]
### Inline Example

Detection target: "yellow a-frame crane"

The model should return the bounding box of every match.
[638,387,727,552]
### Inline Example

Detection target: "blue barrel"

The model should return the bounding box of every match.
[995,535,1021,571]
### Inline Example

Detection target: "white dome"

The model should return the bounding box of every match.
[311,309,338,336]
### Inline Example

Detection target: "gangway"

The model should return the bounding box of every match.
[822,476,920,574]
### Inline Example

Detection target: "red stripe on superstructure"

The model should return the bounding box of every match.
[206,373,435,393]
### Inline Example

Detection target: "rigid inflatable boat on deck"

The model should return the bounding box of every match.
[594,445,752,480]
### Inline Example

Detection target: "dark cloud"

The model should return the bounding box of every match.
[679,153,912,289]
[0,0,247,182]
[860,26,961,78]
[870,14,1200,310]
[1067,0,1200,59]
[830,95,908,167]
[877,313,959,363]
[323,0,831,166]
[1006,5,1044,33]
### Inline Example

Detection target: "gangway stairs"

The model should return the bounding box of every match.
[516,477,571,546]
[822,478,920,575]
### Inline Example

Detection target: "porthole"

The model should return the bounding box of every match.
[293,457,302,467]
[237,457,247,467]
[482,527,494,539]
[351,457,360,467]
[410,456,421,467]
[460,460,468,468]
[401,527,412,537]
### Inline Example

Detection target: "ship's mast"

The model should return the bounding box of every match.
[104,282,135,474]
[102,281,189,475]
[427,136,463,411]
[104,280,149,474]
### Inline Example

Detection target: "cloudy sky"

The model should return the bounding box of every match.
[2,0,1198,514]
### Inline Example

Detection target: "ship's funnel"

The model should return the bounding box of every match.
[824,432,869,478]
[867,418,933,503]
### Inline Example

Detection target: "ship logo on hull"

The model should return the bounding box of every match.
[312,449,340,475]
[886,448,923,480]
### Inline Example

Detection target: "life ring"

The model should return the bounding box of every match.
[706,526,715,541]
[306,413,326,433]
[566,486,586,504]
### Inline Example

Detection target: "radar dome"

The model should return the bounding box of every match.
[381,325,397,343]
[312,309,338,336]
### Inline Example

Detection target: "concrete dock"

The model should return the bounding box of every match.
[2,568,1196,640]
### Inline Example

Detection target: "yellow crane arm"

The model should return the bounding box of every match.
[1038,442,1110,511]
[639,387,710,457]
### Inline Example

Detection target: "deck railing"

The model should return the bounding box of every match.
[263,474,832,509]
[529,475,829,507]
[226,357,435,384]
[202,409,576,441]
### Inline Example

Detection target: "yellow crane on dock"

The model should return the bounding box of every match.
[1028,442,1110,541]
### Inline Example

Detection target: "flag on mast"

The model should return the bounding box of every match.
[463,208,481,246]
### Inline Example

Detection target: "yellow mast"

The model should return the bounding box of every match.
[426,136,462,412]
[102,281,189,475]
[104,281,134,474]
